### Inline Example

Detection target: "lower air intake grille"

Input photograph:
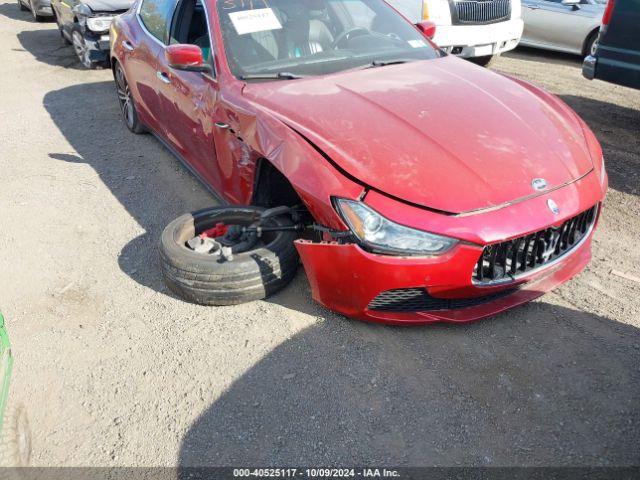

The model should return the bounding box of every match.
[455,0,511,24]
[473,204,598,285]
[368,288,516,312]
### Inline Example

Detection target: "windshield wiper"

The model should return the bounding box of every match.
[240,72,305,80]
[366,59,413,68]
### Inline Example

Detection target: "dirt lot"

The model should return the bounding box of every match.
[1,1,639,467]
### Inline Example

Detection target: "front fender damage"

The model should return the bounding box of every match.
[224,102,364,230]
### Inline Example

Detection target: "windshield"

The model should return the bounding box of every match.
[216,0,442,79]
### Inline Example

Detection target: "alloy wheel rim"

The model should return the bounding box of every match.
[72,31,89,66]
[115,68,134,128]
[591,38,598,56]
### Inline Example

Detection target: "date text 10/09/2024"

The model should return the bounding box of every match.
[233,469,401,478]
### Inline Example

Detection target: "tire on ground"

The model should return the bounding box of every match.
[114,62,147,134]
[468,55,496,68]
[584,30,599,56]
[160,206,299,306]
[71,26,100,69]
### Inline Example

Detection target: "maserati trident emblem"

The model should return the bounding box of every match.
[532,178,548,191]
[547,199,560,215]
[541,230,561,262]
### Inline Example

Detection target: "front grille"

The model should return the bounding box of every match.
[368,288,516,312]
[455,0,511,24]
[473,205,598,285]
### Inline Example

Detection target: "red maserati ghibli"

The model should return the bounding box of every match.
[110,0,607,324]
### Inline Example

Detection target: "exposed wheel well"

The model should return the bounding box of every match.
[252,159,303,208]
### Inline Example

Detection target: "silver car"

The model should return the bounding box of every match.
[520,0,605,56]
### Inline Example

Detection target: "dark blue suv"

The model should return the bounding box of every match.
[583,0,640,89]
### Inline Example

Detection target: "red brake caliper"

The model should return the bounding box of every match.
[199,223,229,239]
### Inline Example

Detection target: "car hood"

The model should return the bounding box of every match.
[243,56,594,214]
[84,0,132,12]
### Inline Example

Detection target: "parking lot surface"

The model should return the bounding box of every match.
[1,1,639,466]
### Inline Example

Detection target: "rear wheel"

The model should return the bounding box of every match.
[160,206,299,306]
[114,62,147,134]
[585,31,599,56]
[29,0,46,21]
[468,55,495,68]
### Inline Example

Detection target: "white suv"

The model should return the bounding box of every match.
[387,0,524,65]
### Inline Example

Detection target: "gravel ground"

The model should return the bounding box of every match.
[0,2,639,467]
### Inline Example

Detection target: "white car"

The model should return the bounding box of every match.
[386,0,524,65]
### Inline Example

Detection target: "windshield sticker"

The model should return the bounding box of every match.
[221,0,269,10]
[408,39,428,48]
[229,8,282,35]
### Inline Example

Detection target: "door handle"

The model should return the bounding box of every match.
[214,122,230,129]
[156,71,171,84]
[122,40,134,51]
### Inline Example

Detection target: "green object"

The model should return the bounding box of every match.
[0,313,13,432]
[200,46,211,62]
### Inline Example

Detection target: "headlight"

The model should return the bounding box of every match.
[600,156,606,187]
[335,198,458,256]
[86,16,114,32]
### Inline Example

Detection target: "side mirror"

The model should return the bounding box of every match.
[165,44,212,73]
[416,20,436,40]
[561,0,581,8]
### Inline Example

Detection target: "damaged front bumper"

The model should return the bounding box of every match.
[295,235,593,325]
[294,171,605,325]
[83,31,111,63]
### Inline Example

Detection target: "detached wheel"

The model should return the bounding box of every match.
[160,206,299,306]
[468,55,496,67]
[114,62,146,134]
[0,403,31,467]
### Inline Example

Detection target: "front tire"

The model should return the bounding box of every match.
[468,55,495,68]
[114,62,147,134]
[71,27,98,69]
[160,206,299,306]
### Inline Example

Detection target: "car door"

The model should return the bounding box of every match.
[54,0,76,38]
[522,0,597,52]
[156,0,224,193]
[125,0,177,134]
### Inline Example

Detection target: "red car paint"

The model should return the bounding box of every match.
[111,0,607,325]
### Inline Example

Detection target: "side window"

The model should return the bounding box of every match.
[139,0,176,42]
[169,0,213,63]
